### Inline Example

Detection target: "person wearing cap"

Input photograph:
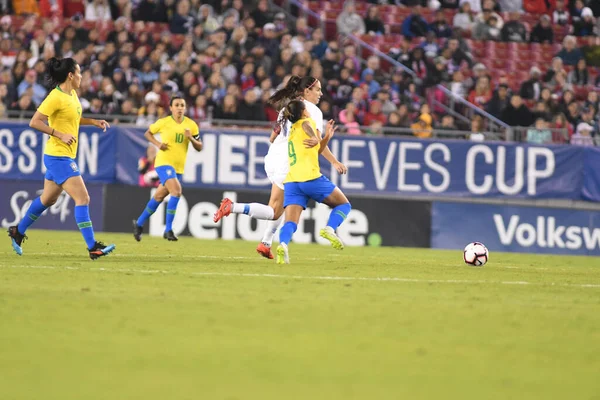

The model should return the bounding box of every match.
[574,7,596,36]
[336,0,366,36]
[259,23,280,57]
[530,14,554,43]
[520,66,543,100]
[571,122,596,146]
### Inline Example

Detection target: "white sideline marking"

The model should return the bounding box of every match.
[1,264,600,289]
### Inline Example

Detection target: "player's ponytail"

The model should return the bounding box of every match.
[267,75,302,108]
[283,99,306,124]
[46,57,77,87]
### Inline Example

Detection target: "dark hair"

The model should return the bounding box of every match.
[267,75,318,108]
[46,57,77,87]
[281,99,306,124]
[170,95,185,106]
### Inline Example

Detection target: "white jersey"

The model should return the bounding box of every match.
[264,99,323,188]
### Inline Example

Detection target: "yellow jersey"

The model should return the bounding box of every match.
[38,87,82,159]
[150,116,200,174]
[284,117,321,183]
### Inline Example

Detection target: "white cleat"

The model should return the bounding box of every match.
[276,243,290,264]
[319,226,344,250]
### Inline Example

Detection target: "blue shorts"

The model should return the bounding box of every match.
[284,175,336,209]
[155,165,182,185]
[43,155,81,185]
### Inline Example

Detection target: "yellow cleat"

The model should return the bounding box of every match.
[276,243,289,264]
[320,227,344,250]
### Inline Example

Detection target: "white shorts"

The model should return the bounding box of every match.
[264,153,288,190]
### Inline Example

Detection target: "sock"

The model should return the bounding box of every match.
[278,221,297,246]
[136,198,161,227]
[261,214,284,246]
[75,205,96,250]
[17,197,48,234]
[232,202,275,220]
[327,203,352,231]
[165,196,180,232]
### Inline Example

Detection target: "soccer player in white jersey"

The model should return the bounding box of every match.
[213,75,347,259]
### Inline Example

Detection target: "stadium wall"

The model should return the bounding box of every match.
[2,123,600,201]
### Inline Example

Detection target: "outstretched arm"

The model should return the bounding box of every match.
[80,117,110,131]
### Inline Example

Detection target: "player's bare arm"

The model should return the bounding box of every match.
[144,129,168,151]
[184,129,203,152]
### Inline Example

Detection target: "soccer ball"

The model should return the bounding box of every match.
[463,242,489,266]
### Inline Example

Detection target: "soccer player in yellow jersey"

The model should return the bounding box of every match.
[133,96,203,241]
[276,100,352,264]
[7,57,115,260]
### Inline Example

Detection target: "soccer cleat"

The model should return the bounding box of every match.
[319,226,344,250]
[7,226,27,256]
[276,243,289,264]
[163,230,178,241]
[213,198,233,223]
[256,242,274,259]
[132,220,143,242]
[88,241,116,260]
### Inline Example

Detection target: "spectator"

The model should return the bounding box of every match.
[450,71,468,98]
[530,15,554,44]
[364,100,387,126]
[468,76,493,108]
[500,0,524,12]
[520,66,543,100]
[453,2,476,33]
[238,90,266,121]
[420,31,441,57]
[336,1,366,36]
[13,0,39,15]
[10,94,36,118]
[460,0,482,13]
[251,0,273,29]
[170,0,195,34]
[85,0,112,21]
[486,83,510,118]
[214,94,239,120]
[527,118,553,144]
[17,70,46,106]
[438,114,458,131]
[582,36,600,67]
[134,0,168,22]
[411,111,433,138]
[136,97,163,126]
[440,0,460,8]
[556,36,584,66]
[367,120,384,136]
[430,10,453,38]
[385,111,408,132]
[446,38,473,71]
[426,56,450,86]
[501,11,527,42]
[197,5,220,33]
[502,94,535,126]
[339,104,362,135]
[585,91,599,115]
[532,102,552,121]
[402,6,429,38]
[578,106,599,136]
[364,6,385,35]
[469,114,485,141]
[475,7,504,28]
[553,112,574,139]
[259,23,280,57]
[473,13,501,40]
[553,0,570,26]
[568,59,590,86]
[138,145,159,187]
[574,7,596,36]
[375,90,397,115]
[571,122,596,146]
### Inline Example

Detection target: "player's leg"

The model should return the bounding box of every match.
[275,182,308,264]
[62,175,115,259]
[163,174,182,241]
[313,177,351,250]
[257,183,285,259]
[133,184,169,241]
[8,179,62,255]
[213,198,275,223]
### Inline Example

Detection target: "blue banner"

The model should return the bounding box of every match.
[1,123,600,201]
[0,180,104,232]
[432,202,600,256]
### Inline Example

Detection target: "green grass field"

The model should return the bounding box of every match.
[1,230,599,400]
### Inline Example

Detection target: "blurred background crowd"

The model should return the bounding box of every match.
[1,0,599,145]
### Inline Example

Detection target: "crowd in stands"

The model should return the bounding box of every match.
[0,0,598,145]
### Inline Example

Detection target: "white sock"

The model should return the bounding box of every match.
[232,202,274,220]
[262,215,284,247]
